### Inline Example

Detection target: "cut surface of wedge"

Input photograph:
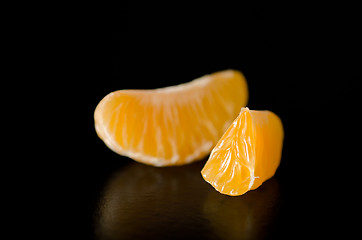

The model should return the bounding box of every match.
[201,107,284,196]
[94,70,248,166]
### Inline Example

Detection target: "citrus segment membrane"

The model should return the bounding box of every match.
[94,70,248,166]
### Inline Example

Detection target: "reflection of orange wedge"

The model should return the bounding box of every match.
[201,107,284,196]
[94,70,248,166]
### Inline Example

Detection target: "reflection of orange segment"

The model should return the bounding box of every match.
[94,70,248,166]
[201,107,284,196]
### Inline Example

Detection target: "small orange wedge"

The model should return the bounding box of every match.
[94,70,248,166]
[201,107,284,196]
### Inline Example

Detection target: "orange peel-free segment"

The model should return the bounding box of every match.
[201,107,284,196]
[94,70,248,166]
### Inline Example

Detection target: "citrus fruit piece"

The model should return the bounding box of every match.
[201,107,284,196]
[94,70,248,166]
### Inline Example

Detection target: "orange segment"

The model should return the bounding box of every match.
[201,107,284,196]
[94,70,248,166]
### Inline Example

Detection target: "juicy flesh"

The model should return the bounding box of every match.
[201,108,284,196]
[94,70,248,166]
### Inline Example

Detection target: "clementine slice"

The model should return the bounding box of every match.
[94,70,248,166]
[201,107,284,196]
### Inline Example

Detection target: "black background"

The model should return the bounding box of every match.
[40,2,360,239]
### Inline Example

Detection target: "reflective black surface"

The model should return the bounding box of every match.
[94,160,281,240]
